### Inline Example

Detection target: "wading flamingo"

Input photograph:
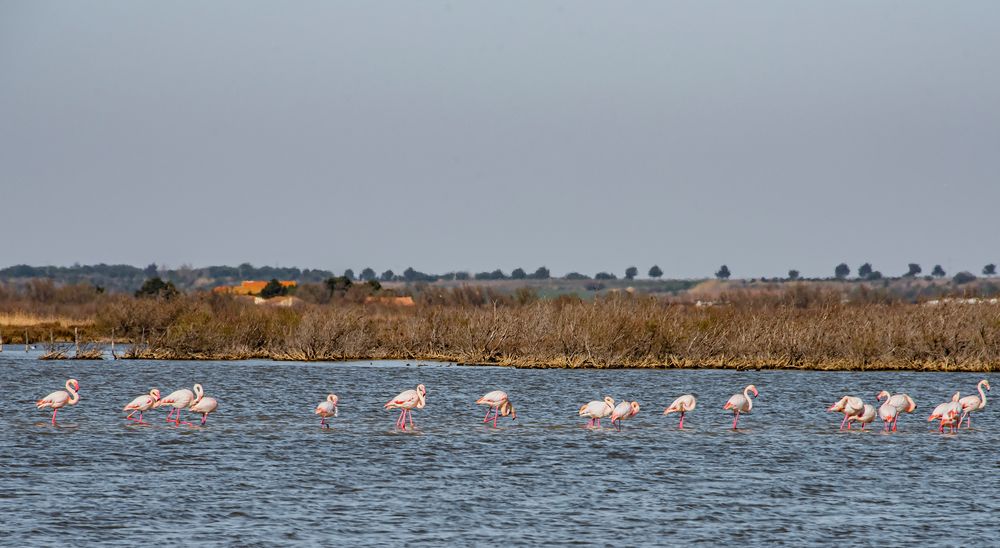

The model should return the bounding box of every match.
[189,392,218,426]
[663,394,697,429]
[385,384,426,430]
[878,399,898,432]
[610,401,640,431]
[579,397,615,428]
[476,390,516,428]
[928,392,962,433]
[957,380,990,428]
[315,394,339,428]
[875,391,916,431]
[828,396,865,430]
[156,384,203,426]
[847,404,876,430]
[123,388,161,425]
[723,385,758,429]
[36,379,80,426]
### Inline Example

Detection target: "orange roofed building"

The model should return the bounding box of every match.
[213,280,298,295]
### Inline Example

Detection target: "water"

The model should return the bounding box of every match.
[1,352,996,545]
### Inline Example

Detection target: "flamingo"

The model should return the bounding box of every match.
[957,380,990,428]
[828,396,865,430]
[875,390,916,431]
[476,390,516,428]
[579,397,615,428]
[189,392,218,426]
[610,401,640,431]
[384,384,426,430]
[156,384,203,426]
[723,385,758,429]
[928,392,962,433]
[878,399,898,432]
[123,388,161,425]
[663,394,697,429]
[36,379,80,426]
[315,394,339,428]
[847,404,876,430]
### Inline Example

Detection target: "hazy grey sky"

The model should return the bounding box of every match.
[2,1,998,278]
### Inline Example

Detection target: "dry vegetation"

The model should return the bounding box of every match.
[2,280,999,371]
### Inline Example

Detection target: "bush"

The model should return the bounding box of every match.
[953,271,977,285]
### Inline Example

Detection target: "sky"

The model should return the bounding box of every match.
[2,1,999,279]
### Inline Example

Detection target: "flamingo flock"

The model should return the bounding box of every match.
[32,376,991,434]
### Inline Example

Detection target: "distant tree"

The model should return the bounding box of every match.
[983,264,996,277]
[867,271,883,281]
[904,263,922,277]
[624,266,638,280]
[379,269,395,282]
[366,279,382,291]
[834,263,850,280]
[403,267,418,282]
[932,265,946,278]
[474,272,491,280]
[490,269,507,280]
[455,271,470,281]
[530,266,551,280]
[953,271,977,285]
[259,278,288,299]
[325,276,352,295]
[564,272,589,280]
[359,268,377,281]
[343,269,355,280]
[788,269,800,280]
[144,263,158,278]
[511,268,527,280]
[715,265,731,280]
[594,272,616,280]
[858,263,873,279]
[135,277,178,299]
[648,265,663,279]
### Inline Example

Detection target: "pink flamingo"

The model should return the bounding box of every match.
[476,390,516,428]
[847,404,876,430]
[875,390,916,431]
[878,399,898,432]
[723,385,758,429]
[189,392,218,426]
[36,378,80,426]
[663,394,697,429]
[957,380,990,428]
[315,394,339,428]
[828,396,865,430]
[123,388,161,424]
[384,384,426,430]
[610,401,640,431]
[579,397,615,428]
[928,392,962,433]
[156,384,203,426]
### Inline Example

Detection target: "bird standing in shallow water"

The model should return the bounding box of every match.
[385,384,426,430]
[123,388,160,425]
[156,384,202,426]
[189,391,218,426]
[847,404,876,430]
[957,380,989,428]
[875,391,916,431]
[315,394,338,428]
[663,394,697,429]
[610,401,640,431]
[37,379,80,426]
[928,392,962,433]
[579,397,615,428]
[476,390,516,428]
[723,385,758,429]
[828,396,865,430]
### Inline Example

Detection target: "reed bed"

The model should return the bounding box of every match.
[87,291,1000,371]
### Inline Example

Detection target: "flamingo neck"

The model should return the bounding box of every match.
[977,382,987,407]
[192,384,204,405]
[66,383,79,404]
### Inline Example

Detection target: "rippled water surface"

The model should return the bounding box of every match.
[1,352,996,545]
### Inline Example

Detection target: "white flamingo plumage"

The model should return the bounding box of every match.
[828,396,865,430]
[610,401,640,431]
[663,394,697,429]
[928,392,963,433]
[476,390,516,428]
[36,378,80,425]
[847,404,876,430]
[579,397,615,428]
[156,384,203,426]
[957,380,990,428]
[123,388,161,425]
[384,384,426,430]
[723,385,758,429]
[878,400,898,432]
[875,391,916,431]
[189,393,218,426]
[315,394,339,428]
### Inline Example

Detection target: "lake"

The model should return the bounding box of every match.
[1,351,995,545]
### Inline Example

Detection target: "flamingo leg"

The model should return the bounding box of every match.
[732,411,740,430]
[396,410,404,429]
[493,408,499,428]
[839,415,848,430]
[126,410,136,421]
[408,409,415,429]
[483,408,493,423]
[51,408,58,426]
[679,412,685,429]
[892,418,898,432]
[136,411,146,425]
[201,414,208,426]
